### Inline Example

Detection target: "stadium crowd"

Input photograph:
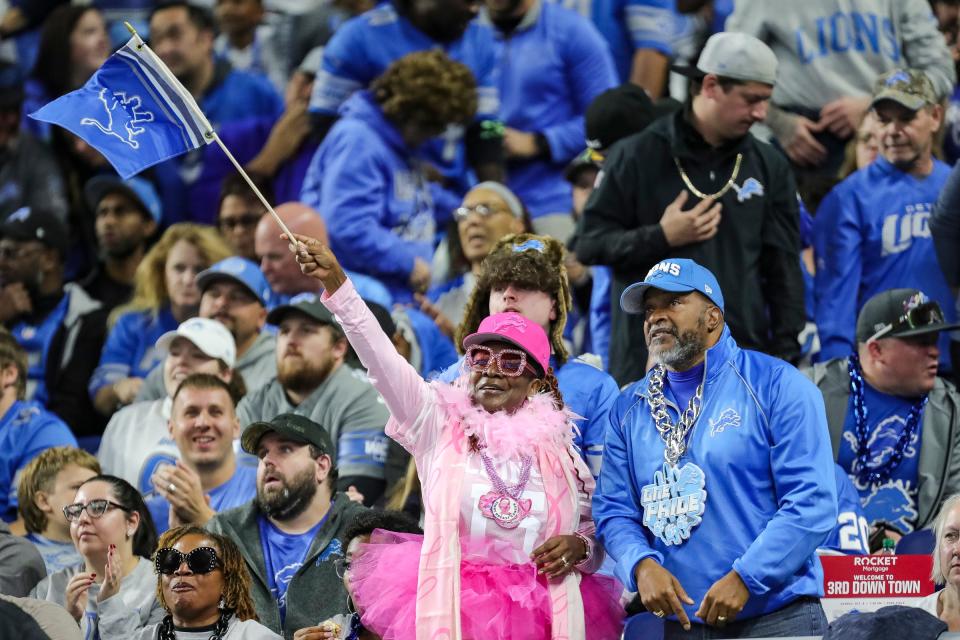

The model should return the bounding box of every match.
[3,0,960,638]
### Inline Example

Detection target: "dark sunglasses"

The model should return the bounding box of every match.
[867,301,945,342]
[155,547,221,575]
[465,345,539,377]
[63,499,130,522]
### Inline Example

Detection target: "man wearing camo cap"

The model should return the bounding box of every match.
[814,69,957,374]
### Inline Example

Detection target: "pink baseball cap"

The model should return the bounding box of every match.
[462,312,551,376]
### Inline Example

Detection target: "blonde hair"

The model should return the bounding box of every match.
[931,493,960,586]
[155,525,258,621]
[109,223,233,326]
[17,447,100,533]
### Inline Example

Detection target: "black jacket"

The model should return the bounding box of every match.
[577,108,804,386]
[15,284,108,437]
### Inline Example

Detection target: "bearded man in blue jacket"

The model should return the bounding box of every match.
[594,258,837,638]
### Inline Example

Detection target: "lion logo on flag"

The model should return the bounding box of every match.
[80,88,154,149]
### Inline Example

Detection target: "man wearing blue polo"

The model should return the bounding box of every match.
[594,258,837,638]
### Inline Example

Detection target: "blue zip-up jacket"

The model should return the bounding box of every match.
[308,2,499,194]
[438,353,619,478]
[486,1,617,218]
[813,157,954,368]
[594,327,837,622]
[300,91,436,303]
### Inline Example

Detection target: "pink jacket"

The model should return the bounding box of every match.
[323,280,601,639]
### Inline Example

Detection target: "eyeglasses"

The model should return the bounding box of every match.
[333,556,352,579]
[155,547,221,575]
[63,499,131,522]
[867,300,945,343]
[465,345,539,377]
[218,213,263,230]
[453,204,513,222]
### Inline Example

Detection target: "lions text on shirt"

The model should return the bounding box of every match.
[147,465,257,534]
[837,384,922,534]
[257,514,328,624]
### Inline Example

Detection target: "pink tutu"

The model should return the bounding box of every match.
[349,530,625,640]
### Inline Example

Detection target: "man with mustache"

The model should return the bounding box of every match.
[815,69,956,372]
[578,32,804,387]
[207,413,365,638]
[595,258,836,638]
[236,295,393,505]
[135,256,277,402]
[805,289,960,547]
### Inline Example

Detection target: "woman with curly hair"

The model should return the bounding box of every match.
[90,224,233,415]
[99,525,281,639]
[286,231,624,639]
[300,49,477,303]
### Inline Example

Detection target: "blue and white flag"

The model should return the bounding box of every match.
[29,35,213,179]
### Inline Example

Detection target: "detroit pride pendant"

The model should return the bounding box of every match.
[478,491,532,529]
[640,462,707,546]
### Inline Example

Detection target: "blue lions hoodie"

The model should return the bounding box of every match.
[300,91,436,303]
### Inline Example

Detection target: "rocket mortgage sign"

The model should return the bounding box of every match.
[820,554,936,622]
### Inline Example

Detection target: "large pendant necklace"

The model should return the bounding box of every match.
[674,153,743,200]
[477,449,533,529]
[847,353,927,486]
[640,364,708,546]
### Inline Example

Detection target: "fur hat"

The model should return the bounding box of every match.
[456,233,572,366]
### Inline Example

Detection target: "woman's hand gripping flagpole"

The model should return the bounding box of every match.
[287,232,348,295]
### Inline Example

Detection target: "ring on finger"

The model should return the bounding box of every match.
[653,610,665,618]
[560,556,569,568]
[717,615,727,623]
[168,483,176,493]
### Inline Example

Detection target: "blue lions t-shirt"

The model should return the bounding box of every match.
[838,383,923,533]
[258,514,327,623]
[147,464,257,534]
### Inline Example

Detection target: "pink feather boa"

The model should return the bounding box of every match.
[433,381,579,462]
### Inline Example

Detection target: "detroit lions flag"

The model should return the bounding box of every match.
[29,35,213,179]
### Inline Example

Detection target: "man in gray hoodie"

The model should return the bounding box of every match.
[727,0,955,182]
[207,413,365,639]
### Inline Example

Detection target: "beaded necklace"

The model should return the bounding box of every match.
[157,610,233,640]
[847,353,927,486]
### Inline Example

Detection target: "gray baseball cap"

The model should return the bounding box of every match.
[672,32,778,86]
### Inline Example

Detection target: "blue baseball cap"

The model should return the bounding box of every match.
[197,257,273,308]
[620,259,724,314]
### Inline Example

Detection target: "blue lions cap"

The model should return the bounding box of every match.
[620,259,724,314]
[197,257,273,308]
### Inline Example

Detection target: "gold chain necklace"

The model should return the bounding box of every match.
[673,153,743,200]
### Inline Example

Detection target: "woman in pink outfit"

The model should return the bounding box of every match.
[290,233,623,640]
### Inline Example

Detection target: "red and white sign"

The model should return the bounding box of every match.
[820,554,935,622]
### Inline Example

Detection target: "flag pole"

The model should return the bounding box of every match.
[123,22,302,253]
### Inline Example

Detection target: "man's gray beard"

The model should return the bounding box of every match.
[653,329,705,370]
[651,314,707,371]
[256,467,317,521]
